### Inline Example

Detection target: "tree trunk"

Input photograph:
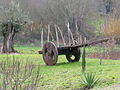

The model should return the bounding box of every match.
[2,32,16,53]
[2,23,16,54]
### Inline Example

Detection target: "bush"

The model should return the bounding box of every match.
[81,73,101,89]
[0,55,41,90]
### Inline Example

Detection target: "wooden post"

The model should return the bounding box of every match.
[55,25,59,47]
[41,29,43,48]
[50,31,55,42]
[47,25,50,42]
[67,23,75,45]
[57,25,66,46]
[70,30,75,45]
[84,37,87,44]
[67,23,71,45]
[80,35,83,44]
[75,19,79,44]
[100,43,103,65]
[82,46,86,73]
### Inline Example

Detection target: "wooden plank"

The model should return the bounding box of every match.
[39,38,109,55]
[58,38,109,49]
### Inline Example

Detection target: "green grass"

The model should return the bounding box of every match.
[0,46,120,90]
[15,45,40,54]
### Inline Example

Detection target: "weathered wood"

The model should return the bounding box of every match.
[57,25,66,46]
[58,38,109,50]
[41,29,43,48]
[42,42,58,66]
[39,38,109,55]
[39,38,109,65]
[55,25,59,47]
[47,25,50,42]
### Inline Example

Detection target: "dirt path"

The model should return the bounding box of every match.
[97,84,120,90]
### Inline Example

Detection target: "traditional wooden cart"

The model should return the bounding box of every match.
[39,38,109,66]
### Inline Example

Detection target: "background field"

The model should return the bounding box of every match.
[0,46,120,90]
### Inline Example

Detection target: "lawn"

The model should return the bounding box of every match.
[0,46,120,90]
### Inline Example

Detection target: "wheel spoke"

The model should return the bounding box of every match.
[42,42,58,66]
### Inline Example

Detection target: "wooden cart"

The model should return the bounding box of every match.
[39,38,109,66]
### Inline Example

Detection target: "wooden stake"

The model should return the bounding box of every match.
[47,25,50,42]
[41,29,43,48]
[80,35,83,44]
[57,25,66,46]
[67,22,75,45]
[55,25,59,47]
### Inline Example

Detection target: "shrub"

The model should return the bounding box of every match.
[81,73,101,89]
[102,18,120,37]
[0,55,41,90]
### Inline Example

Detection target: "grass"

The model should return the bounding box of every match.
[15,45,40,54]
[0,46,120,89]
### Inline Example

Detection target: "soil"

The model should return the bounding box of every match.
[87,51,120,60]
[99,84,120,90]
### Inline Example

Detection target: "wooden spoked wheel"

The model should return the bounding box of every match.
[42,42,58,66]
[66,49,81,62]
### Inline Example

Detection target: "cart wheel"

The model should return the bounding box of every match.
[66,49,81,62]
[42,42,58,66]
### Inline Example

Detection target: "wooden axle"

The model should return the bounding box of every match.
[39,38,109,66]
